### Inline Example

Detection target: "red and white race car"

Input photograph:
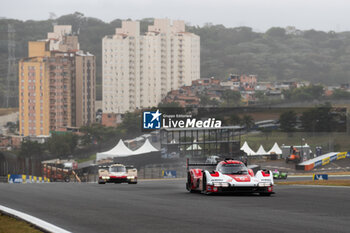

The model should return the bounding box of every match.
[186,159,274,195]
[98,164,137,184]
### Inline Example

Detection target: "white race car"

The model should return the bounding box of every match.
[186,159,274,195]
[98,164,138,184]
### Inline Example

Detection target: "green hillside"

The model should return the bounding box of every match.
[1,12,350,106]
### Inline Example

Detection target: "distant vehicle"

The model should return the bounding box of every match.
[186,159,274,196]
[205,155,220,164]
[42,161,80,182]
[272,170,288,179]
[286,146,301,163]
[98,164,137,184]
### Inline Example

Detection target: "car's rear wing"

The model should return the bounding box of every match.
[186,158,217,171]
[98,164,135,169]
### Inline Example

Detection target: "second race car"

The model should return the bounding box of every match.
[186,159,274,195]
[98,163,138,184]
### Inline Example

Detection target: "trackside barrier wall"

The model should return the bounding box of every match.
[296,152,350,171]
[7,174,50,183]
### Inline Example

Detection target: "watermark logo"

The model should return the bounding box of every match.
[143,110,162,129]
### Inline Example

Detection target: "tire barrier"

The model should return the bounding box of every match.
[7,174,50,183]
[296,151,350,171]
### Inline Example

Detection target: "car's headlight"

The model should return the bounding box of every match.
[258,182,271,187]
[127,176,135,179]
[213,182,229,187]
[102,176,110,179]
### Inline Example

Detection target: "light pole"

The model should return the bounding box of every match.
[301,138,305,160]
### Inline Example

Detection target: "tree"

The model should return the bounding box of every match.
[300,104,335,132]
[279,111,297,132]
[118,112,141,138]
[80,123,121,145]
[158,102,186,115]
[19,141,43,158]
[229,114,241,126]
[221,90,241,106]
[331,89,350,99]
[46,133,78,157]
[241,115,254,130]
[266,27,286,38]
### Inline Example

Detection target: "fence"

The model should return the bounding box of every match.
[0,152,43,182]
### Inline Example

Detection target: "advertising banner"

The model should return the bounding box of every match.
[162,170,177,178]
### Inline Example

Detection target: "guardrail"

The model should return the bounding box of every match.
[7,174,50,183]
[296,151,350,171]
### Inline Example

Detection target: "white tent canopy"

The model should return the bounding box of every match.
[186,144,202,151]
[187,140,202,151]
[256,145,268,155]
[96,139,135,161]
[96,139,160,161]
[240,141,256,156]
[268,142,282,155]
[133,139,159,154]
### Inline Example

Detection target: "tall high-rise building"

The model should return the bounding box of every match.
[102,19,200,114]
[19,26,95,136]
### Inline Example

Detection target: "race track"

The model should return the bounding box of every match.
[0,180,350,233]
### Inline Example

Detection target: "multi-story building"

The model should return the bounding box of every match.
[19,26,95,136]
[19,55,50,136]
[102,19,200,115]
[75,52,96,127]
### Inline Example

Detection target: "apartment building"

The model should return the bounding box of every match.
[75,52,96,127]
[102,19,200,115]
[19,26,95,136]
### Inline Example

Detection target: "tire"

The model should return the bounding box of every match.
[187,173,196,193]
[98,181,106,184]
[201,172,207,194]
[284,175,288,179]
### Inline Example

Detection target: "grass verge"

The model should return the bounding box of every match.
[276,179,350,186]
[0,212,42,233]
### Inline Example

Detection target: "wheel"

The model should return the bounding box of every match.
[201,172,208,194]
[187,173,196,193]
[285,159,289,164]
[284,175,288,179]
[98,181,106,184]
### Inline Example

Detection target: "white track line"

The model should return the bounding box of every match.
[0,205,71,233]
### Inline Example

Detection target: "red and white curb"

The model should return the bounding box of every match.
[0,205,71,233]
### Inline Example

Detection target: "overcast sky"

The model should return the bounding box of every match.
[1,0,350,32]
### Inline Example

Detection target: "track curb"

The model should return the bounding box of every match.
[0,205,71,233]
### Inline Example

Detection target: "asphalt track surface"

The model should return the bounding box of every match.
[1,180,350,233]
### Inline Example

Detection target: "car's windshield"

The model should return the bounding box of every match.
[218,164,248,174]
[109,166,126,173]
